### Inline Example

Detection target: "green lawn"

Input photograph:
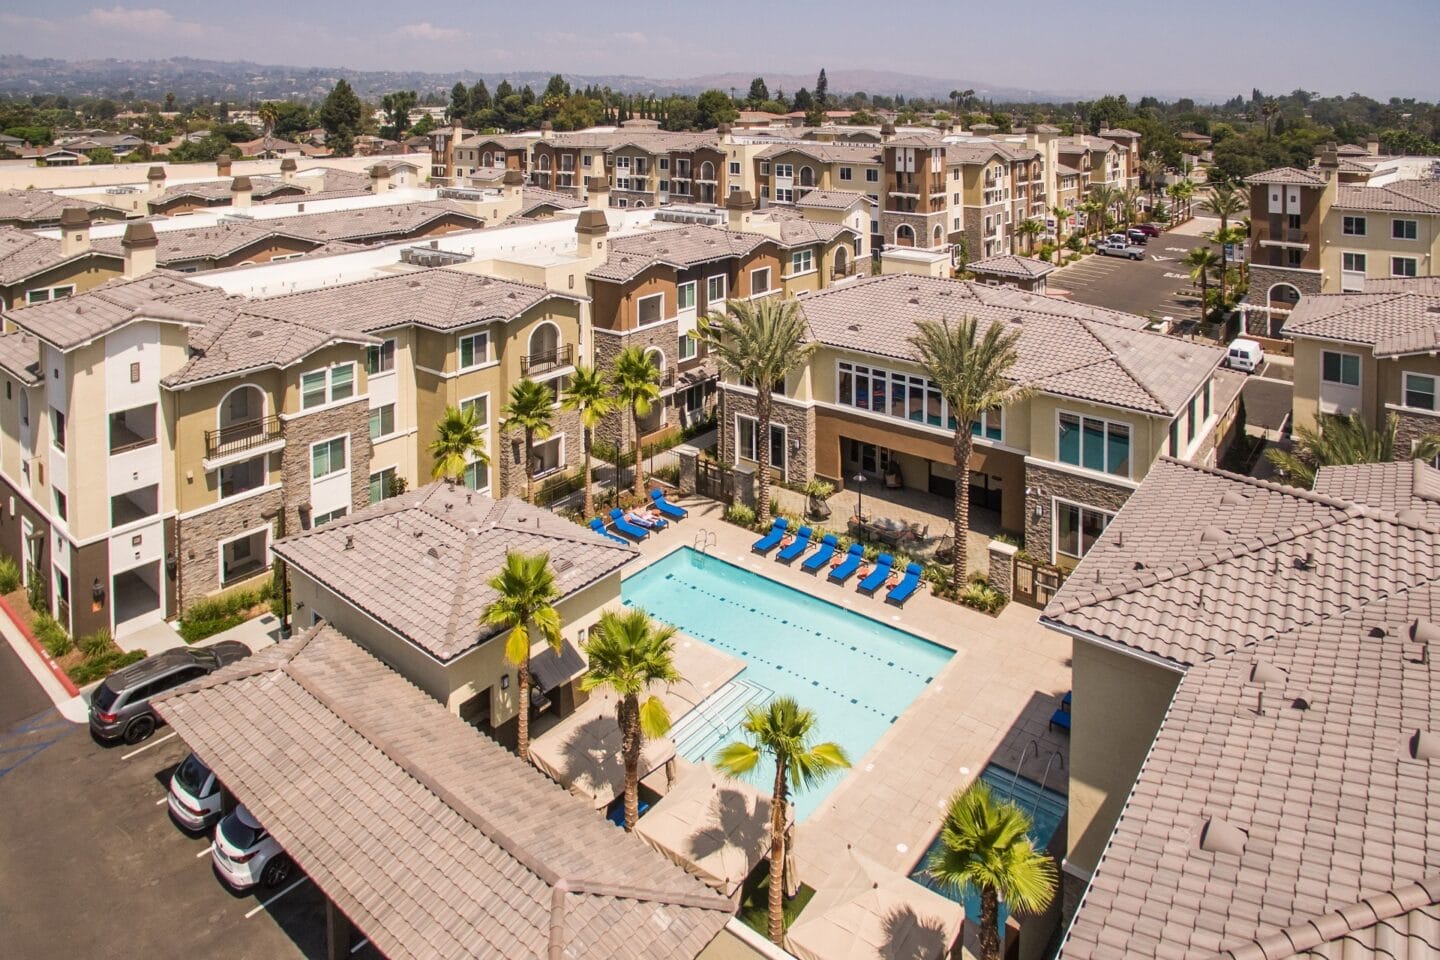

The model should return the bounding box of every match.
[738,870,815,936]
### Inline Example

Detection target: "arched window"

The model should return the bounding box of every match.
[895,224,916,247]
[218,384,266,431]
[932,224,944,247]
[482,151,493,166]
[1268,283,1301,306]
[799,166,816,187]
[528,322,559,360]
[700,161,715,181]
[538,154,551,171]
[832,244,850,279]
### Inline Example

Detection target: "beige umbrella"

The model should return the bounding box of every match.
[529,697,676,810]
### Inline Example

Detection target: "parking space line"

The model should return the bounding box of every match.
[120,730,176,759]
[196,843,214,858]
[351,939,370,954]
[155,796,168,805]
[245,876,309,918]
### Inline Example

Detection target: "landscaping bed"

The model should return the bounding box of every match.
[3,586,144,686]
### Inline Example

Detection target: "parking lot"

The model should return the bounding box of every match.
[0,700,381,960]
[1047,219,1215,322]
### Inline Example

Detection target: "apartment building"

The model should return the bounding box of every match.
[453,134,532,179]
[0,213,124,314]
[0,188,128,229]
[530,127,730,207]
[1055,135,1127,194]
[716,275,1229,569]
[752,141,884,209]
[1095,128,1142,189]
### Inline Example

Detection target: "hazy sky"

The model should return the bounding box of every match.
[1,0,1434,100]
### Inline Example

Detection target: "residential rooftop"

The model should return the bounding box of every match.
[0,225,119,285]
[0,188,127,225]
[1283,280,1440,357]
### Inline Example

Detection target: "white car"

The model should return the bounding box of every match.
[212,805,293,890]
[168,752,224,833]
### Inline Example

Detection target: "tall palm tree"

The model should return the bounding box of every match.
[580,608,681,831]
[482,551,563,763]
[1051,205,1071,246]
[1140,154,1165,210]
[1201,185,1248,308]
[1186,245,1221,318]
[611,346,663,498]
[699,297,815,522]
[1173,179,1197,221]
[257,102,279,138]
[429,404,490,484]
[1087,183,1117,236]
[561,364,614,518]
[1015,218,1044,254]
[715,698,850,945]
[501,379,554,504]
[925,780,1058,960]
[911,316,1030,589]
[1118,185,1142,227]
[1265,411,1440,489]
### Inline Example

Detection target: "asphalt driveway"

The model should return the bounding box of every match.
[1047,223,1213,322]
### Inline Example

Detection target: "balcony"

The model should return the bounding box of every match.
[109,405,157,455]
[206,415,281,460]
[659,367,677,389]
[1258,228,1309,249]
[522,344,575,377]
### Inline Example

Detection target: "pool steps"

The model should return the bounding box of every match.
[670,675,776,762]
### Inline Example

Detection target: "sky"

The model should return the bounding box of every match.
[0,0,1435,101]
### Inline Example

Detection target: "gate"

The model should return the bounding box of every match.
[695,460,734,505]
[1013,556,1068,609]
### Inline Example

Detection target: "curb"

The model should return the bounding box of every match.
[0,595,80,698]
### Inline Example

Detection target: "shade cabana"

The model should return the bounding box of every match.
[529,693,676,809]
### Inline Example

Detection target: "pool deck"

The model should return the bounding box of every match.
[622,496,1073,895]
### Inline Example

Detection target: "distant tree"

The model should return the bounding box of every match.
[267,102,313,140]
[448,81,470,123]
[380,90,418,138]
[814,68,829,109]
[746,77,769,106]
[87,147,115,165]
[695,89,738,129]
[411,114,435,137]
[494,79,514,101]
[94,99,118,122]
[469,80,491,114]
[257,102,280,137]
[164,91,176,111]
[792,88,813,114]
[543,74,570,101]
[318,79,363,156]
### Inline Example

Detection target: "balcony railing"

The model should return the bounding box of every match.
[522,344,575,377]
[832,261,858,280]
[658,367,676,389]
[205,415,281,460]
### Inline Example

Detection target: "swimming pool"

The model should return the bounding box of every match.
[621,547,953,820]
[908,763,1067,929]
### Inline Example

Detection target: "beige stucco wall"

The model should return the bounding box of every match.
[1290,335,1380,434]
[171,370,286,514]
[1319,210,1440,287]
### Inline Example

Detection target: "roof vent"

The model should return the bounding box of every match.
[1221,491,1249,506]
[1133,561,1145,571]
[554,557,574,573]
[1199,818,1247,856]
[908,297,920,305]
[1426,306,1440,315]
[1410,730,1440,760]
[1199,526,1228,543]
[344,535,354,550]
[846,323,861,332]
[426,546,440,560]
[247,328,264,338]
[1295,549,1315,570]
[1250,660,1287,684]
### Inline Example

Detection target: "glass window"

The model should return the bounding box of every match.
[839,167,853,181]
[791,250,814,274]
[729,161,741,176]
[459,332,488,369]
[368,403,395,440]
[706,275,727,304]
[368,467,396,504]
[737,416,785,470]
[301,370,327,409]
[676,281,696,312]
[865,169,879,183]
[1322,351,1360,386]
[1170,419,1181,455]
[1342,252,1367,272]
[969,409,1003,441]
[1203,379,1211,419]
[329,363,354,403]
[1392,256,1419,277]
[313,507,347,527]
[460,395,488,423]
[311,437,347,479]
[1405,373,1436,411]
[463,460,487,491]
[50,408,65,451]
[751,267,770,294]
[1059,412,1129,476]
[1393,219,1418,240]
[677,334,697,362]
[1056,502,1114,560]
[1187,396,1197,438]
[365,339,395,375]
[636,293,664,326]
[53,489,66,521]
[1081,417,1106,472]
[1341,216,1366,236]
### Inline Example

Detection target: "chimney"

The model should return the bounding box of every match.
[369,163,391,194]
[502,169,523,202]
[230,175,252,208]
[726,189,756,231]
[216,155,232,178]
[121,222,158,278]
[146,164,166,195]
[880,121,896,144]
[58,208,91,256]
[1366,136,1380,157]
[717,122,733,145]
[1025,126,1040,150]
[575,208,609,259]
[279,157,297,182]
[586,175,609,210]
[539,120,554,142]
[1317,142,1340,182]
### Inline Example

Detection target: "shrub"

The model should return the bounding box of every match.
[68,649,146,686]
[33,611,72,657]
[958,580,1007,615]
[27,574,47,615]
[0,555,20,594]
[652,463,681,486]
[723,502,756,527]
[991,532,1020,547]
[78,627,113,659]
[178,588,259,643]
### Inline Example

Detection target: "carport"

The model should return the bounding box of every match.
[152,623,733,960]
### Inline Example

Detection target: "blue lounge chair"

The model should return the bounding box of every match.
[1049,709,1071,733]
[885,562,924,606]
[648,488,689,521]
[827,544,865,583]
[609,508,651,540]
[856,554,895,595]
[776,526,813,564]
[588,518,629,545]
[801,534,839,573]
[751,518,789,554]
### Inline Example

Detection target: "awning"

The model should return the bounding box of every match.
[530,639,587,693]
[529,692,677,809]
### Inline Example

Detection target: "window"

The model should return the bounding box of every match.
[1342,252,1367,272]
[1169,419,1181,456]
[677,281,696,312]
[1342,216,1366,236]
[970,410,1003,442]
[463,460,487,491]
[330,363,354,402]
[1405,372,1436,410]
[1392,256,1419,277]
[1321,351,1361,386]
[1058,412,1131,477]
[839,167,853,181]
[312,507,347,527]
[837,361,947,429]
[368,467,396,504]
[751,267,771,294]
[729,161,741,176]
[1393,219,1419,240]
[775,188,793,204]
[311,437,347,479]
[706,275,727,304]
[529,436,562,477]
[1187,395,1198,438]
[758,161,769,176]
[219,455,266,499]
[614,156,630,170]
[678,333,697,362]
[459,331,489,369]
[301,364,354,409]
[368,403,395,440]
[774,164,792,179]
[1055,501,1114,561]
[865,169,879,183]
[460,394,488,425]
[636,293,664,327]
[53,489,66,522]
[50,408,65,451]
[365,339,395,374]
[659,180,670,193]
[24,285,74,305]
[737,416,785,471]
[658,157,668,170]
[790,249,814,274]
[301,370,326,409]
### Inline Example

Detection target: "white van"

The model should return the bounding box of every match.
[1226,338,1264,373]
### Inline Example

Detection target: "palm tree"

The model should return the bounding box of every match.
[1140,154,1165,210]
[699,297,815,522]
[1087,183,1118,236]
[482,551,563,763]
[561,364,614,518]
[1186,245,1221,318]
[715,698,850,945]
[501,379,554,504]
[1202,183,1246,236]
[1118,186,1142,227]
[1015,218,1044,254]
[429,404,489,483]
[925,780,1058,960]
[1051,205,1071,246]
[911,316,1030,589]
[1265,411,1440,489]
[611,346,663,498]
[580,608,681,831]
[1173,179,1196,221]
[257,102,279,138]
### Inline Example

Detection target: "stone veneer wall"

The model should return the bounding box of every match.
[1023,462,1135,560]
[593,323,683,446]
[496,407,583,498]
[279,399,373,534]
[880,209,944,249]
[716,386,815,485]
[1394,408,1440,461]
[176,485,283,609]
[1249,264,1323,303]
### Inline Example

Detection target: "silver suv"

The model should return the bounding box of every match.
[89,642,250,744]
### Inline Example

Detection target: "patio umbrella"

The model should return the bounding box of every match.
[784,822,800,897]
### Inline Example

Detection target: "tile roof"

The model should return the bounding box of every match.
[0,188,126,225]
[968,253,1056,279]
[588,225,771,283]
[92,220,322,264]
[249,200,485,243]
[519,186,586,216]
[151,175,302,206]
[9,272,219,350]
[1221,879,1440,959]
[0,226,118,285]
[1056,135,1121,154]
[1283,284,1440,357]
[1098,128,1142,139]
[153,623,731,960]
[795,275,1217,416]
[755,142,883,164]
[1244,167,1329,187]
[0,331,43,385]
[945,143,1007,165]
[1312,459,1440,526]
[1333,180,1440,215]
[794,189,874,211]
[162,305,376,388]
[271,482,637,662]
[548,130,719,154]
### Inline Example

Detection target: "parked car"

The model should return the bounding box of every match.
[89,641,251,744]
[1226,337,1265,373]
[1126,228,1150,245]
[1134,223,1163,237]
[212,804,293,891]
[1096,240,1145,260]
[168,752,225,832]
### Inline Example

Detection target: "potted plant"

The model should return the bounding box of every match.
[803,478,834,520]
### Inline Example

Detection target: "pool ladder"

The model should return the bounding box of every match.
[1010,739,1066,820]
[692,528,717,554]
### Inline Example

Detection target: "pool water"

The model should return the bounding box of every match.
[908,763,1067,930]
[621,547,953,821]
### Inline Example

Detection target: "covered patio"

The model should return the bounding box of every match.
[529,699,678,811]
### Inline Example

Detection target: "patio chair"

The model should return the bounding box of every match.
[751,517,789,554]
[776,526,814,564]
[648,488,689,521]
[885,562,925,606]
[801,534,839,573]
[856,553,895,595]
[608,508,652,540]
[1049,709,1072,734]
[826,544,865,583]
[588,518,630,546]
